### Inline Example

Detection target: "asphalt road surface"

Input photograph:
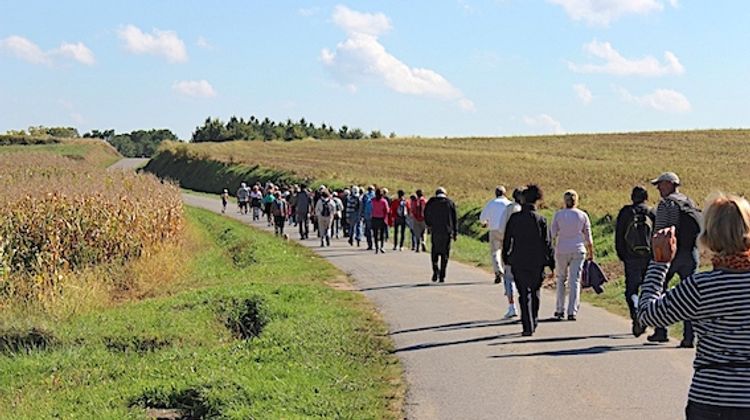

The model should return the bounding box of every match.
[180,192,695,420]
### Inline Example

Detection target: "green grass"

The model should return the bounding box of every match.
[0,140,120,168]
[0,207,403,419]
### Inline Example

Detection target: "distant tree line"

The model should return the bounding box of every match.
[191,116,396,142]
[6,126,81,138]
[83,129,178,157]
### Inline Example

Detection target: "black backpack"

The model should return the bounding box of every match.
[321,200,331,217]
[624,206,653,258]
[673,199,702,253]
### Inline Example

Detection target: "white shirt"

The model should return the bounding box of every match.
[480,196,512,231]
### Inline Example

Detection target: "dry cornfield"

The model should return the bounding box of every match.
[0,153,184,301]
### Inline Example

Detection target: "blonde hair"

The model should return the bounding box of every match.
[700,193,750,256]
[563,190,578,209]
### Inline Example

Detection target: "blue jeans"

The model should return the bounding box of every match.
[347,216,361,241]
[623,258,650,321]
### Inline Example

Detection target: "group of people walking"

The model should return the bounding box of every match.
[224,169,750,418]
[228,181,459,282]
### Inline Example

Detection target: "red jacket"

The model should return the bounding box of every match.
[389,198,407,226]
[410,197,427,222]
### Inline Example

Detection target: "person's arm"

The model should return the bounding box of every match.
[502,217,514,264]
[654,199,680,231]
[451,201,458,240]
[550,211,560,242]
[638,227,700,327]
[614,208,627,261]
[479,203,489,227]
[541,217,555,272]
[583,213,594,260]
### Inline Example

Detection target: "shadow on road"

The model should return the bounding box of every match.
[393,331,522,353]
[489,342,674,359]
[390,319,520,335]
[360,281,483,292]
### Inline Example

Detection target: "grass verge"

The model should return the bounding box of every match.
[0,207,403,418]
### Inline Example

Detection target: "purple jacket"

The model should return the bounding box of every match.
[581,260,607,294]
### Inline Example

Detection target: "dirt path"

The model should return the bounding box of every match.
[180,192,695,420]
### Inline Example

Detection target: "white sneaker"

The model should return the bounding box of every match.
[503,306,517,319]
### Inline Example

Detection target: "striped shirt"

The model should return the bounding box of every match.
[654,192,691,230]
[638,262,750,407]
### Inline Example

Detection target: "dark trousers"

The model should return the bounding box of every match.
[655,250,698,343]
[686,401,750,420]
[274,216,285,235]
[372,218,387,250]
[623,258,650,321]
[297,214,309,238]
[512,266,544,334]
[393,217,406,248]
[431,234,451,279]
[364,218,373,249]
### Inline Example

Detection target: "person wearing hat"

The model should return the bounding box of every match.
[424,187,458,282]
[648,171,702,347]
[615,186,656,337]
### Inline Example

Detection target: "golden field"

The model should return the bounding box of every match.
[167,130,750,215]
[0,153,184,306]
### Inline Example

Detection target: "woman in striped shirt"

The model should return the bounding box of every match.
[639,193,750,419]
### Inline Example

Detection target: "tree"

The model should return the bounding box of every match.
[369,130,383,139]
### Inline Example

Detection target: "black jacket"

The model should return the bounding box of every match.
[615,203,655,261]
[424,196,458,237]
[502,204,554,271]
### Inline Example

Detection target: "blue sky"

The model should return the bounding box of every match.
[1,1,748,139]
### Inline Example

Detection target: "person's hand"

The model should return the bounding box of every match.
[481,221,488,228]
[652,226,677,263]
[452,233,458,241]
[546,271,555,281]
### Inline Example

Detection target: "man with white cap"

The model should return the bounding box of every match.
[424,187,458,283]
[480,186,512,285]
[647,171,702,348]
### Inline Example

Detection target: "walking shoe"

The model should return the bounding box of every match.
[521,330,533,337]
[438,277,445,283]
[399,247,404,251]
[678,340,695,349]
[554,312,564,320]
[647,331,669,343]
[356,240,360,247]
[631,321,646,338]
[421,244,427,252]
[431,273,438,282]
[494,273,502,284]
[380,248,386,253]
[375,248,380,254]
[393,245,398,251]
[503,306,517,319]
[567,315,577,321]
[348,238,353,246]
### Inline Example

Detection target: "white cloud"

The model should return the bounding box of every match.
[549,0,677,26]
[117,24,187,63]
[322,5,473,111]
[568,40,684,77]
[523,114,565,134]
[196,36,212,49]
[298,7,319,16]
[0,35,96,66]
[0,35,50,64]
[617,86,691,113]
[56,42,96,65]
[172,80,217,98]
[573,83,592,104]
[331,5,392,36]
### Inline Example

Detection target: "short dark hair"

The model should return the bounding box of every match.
[631,186,648,204]
[512,187,525,204]
[397,189,405,197]
[416,189,423,197]
[523,184,542,204]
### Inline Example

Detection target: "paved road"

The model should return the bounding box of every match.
[108,158,149,171]
[181,193,694,420]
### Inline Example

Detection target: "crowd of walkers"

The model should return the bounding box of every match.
[230,181,457,281]
[226,170,750,419]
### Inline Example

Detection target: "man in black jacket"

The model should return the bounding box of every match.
[424,187,458,283]
[503,185,555,336]
[615,186,656,337]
